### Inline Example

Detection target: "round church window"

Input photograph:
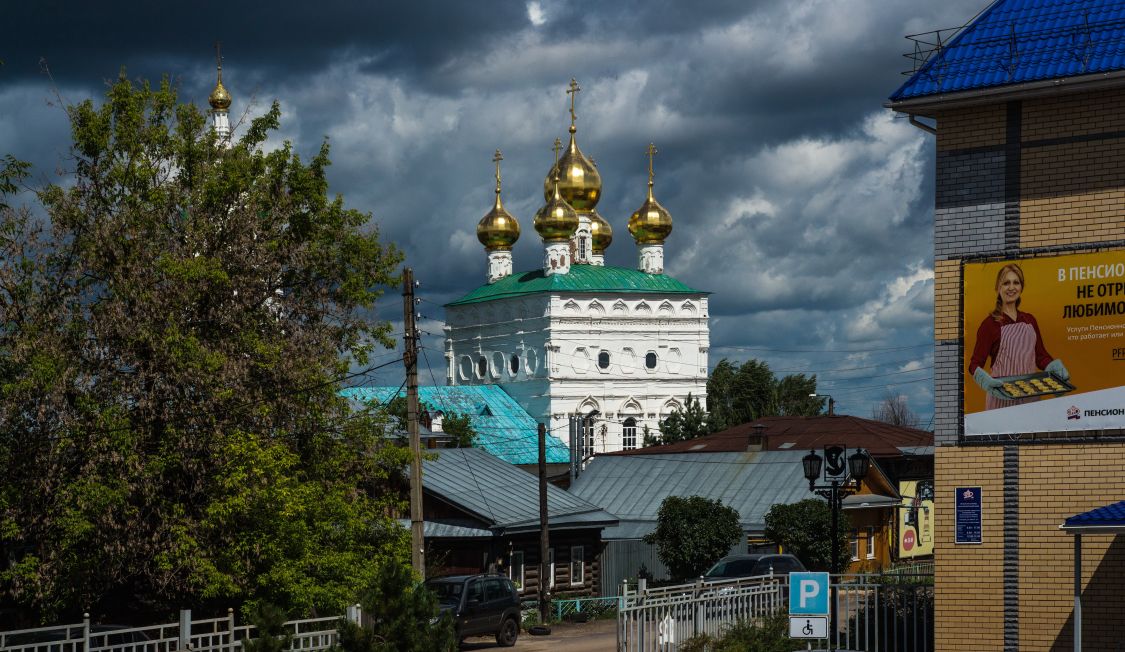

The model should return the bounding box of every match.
[645,352,658,369]
[510,353,520,375]
[598,351,610,369]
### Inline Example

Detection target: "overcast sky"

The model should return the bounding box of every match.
[1,0,992,426]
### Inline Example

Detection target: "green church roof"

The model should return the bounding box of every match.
[446,264,706,306]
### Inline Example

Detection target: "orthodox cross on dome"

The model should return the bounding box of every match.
[493,149,503,194]
[552,137,563,175]
[215,41,223,80]
[646,142,658,188]
[566,78,581,133]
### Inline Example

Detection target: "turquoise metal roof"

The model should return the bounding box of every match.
[445,264,706,306]
[341,384,569,465]
[891,0,1125,102]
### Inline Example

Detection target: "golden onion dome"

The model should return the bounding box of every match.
[543,133,602,211]
[628,143,673,245]
[209,79,232,110]
[588,209,612,253]
[477,150,520,251]
[534,138,580,241]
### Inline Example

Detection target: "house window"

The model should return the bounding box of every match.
[850,530,860,562]
[548,548,556,589]
[510,551,525,592]
[622,418,637,450]
[866,527,876,560]
[570,546,584,586]
[597,350,610,369]
[477,356,487,378]
[510,353,520,375]
[645,352,657,369]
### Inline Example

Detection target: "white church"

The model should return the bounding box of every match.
[443,80,710,457]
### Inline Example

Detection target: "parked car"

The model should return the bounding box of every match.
[703,553,806,580]
[424,574,521,647]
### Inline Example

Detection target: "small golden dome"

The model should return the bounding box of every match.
[209,79,232,110]
[477,150,520,251]
[535,139,580,241]
[543,133,602,211]
[628,143,673,245]
[588,209,612,253]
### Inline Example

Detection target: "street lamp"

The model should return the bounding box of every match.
[801,446,871,651]
[809,392,836,416]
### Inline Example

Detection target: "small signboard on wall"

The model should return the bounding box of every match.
[955,486,982,544]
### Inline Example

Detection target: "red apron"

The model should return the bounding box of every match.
[986,321,1037,410]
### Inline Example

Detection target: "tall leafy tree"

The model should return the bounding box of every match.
[763,499,850,572]
[0,74,407,621]
[643,496,743,581]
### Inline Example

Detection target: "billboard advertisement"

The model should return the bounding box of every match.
[898,480,934,559]
[963,250,1125,435]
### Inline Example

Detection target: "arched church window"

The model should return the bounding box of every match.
[622,418,637,450]
[645,352,658,369]
[598,351,610,369]
[477,356,488,379]
[510,353,520,375]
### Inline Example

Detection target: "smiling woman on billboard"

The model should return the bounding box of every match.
[968,263,1070,411]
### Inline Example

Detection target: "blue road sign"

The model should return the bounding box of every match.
[789,571,829,615]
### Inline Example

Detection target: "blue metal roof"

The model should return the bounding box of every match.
[891,0,1125,102]
[419,448,617,534]
[341,384,569,465]
[1061,499,1125,531]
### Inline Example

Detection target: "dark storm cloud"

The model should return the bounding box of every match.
[0,0,998,425]
[1,0,529,86]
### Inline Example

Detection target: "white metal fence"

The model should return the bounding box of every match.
[0,607,359,652]
[616,573,934,652]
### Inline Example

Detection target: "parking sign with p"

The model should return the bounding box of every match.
[788,572,829,615]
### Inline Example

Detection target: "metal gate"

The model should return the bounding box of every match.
[617,573,934,652]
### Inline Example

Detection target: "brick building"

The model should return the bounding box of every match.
[887,1,1125,650]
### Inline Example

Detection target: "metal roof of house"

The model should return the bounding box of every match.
[603,415,933,458]
[445,264,705,306]
[419,447,617,534]
[1060,499,1125,533]
[568,450,814,539]
[891,0,1125,102]
[341,385,569,465]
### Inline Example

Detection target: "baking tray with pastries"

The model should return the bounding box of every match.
[995,371,1076,401]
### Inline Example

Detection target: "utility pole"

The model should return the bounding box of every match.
[403,268,425,577]
[537,423,550,624]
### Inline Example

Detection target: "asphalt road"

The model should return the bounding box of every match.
[460,618,617,651]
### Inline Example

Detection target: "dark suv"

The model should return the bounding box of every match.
[425,574,521,647]
[704,553,806,580]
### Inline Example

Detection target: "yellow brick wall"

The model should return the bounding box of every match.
[936,104,1007,151]
[934,447,1006,651]
[935,445,1125,651]
[1021,140,1125,247]
[1021,87,1125,140]
[934,259,960,340]
[1017,444,1125,651]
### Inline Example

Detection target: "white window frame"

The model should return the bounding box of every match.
[570,546,585,586]
[866,526,876,560]
[582,421,595,459]
[510,550,525,592]
[622,418,637,450]
[548,548,555,590]
[850,531,860,562]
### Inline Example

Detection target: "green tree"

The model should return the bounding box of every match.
[0,74,407,621]
[706,358,823,427]
[652,393,712,445]
[643,496,743,581]
[386,396,476,448]
[334,561,455,652]
[763,499,850,572]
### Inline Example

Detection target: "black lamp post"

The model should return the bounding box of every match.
[801,446,870,650]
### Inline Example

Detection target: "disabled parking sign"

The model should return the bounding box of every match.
[788,572,829,615]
